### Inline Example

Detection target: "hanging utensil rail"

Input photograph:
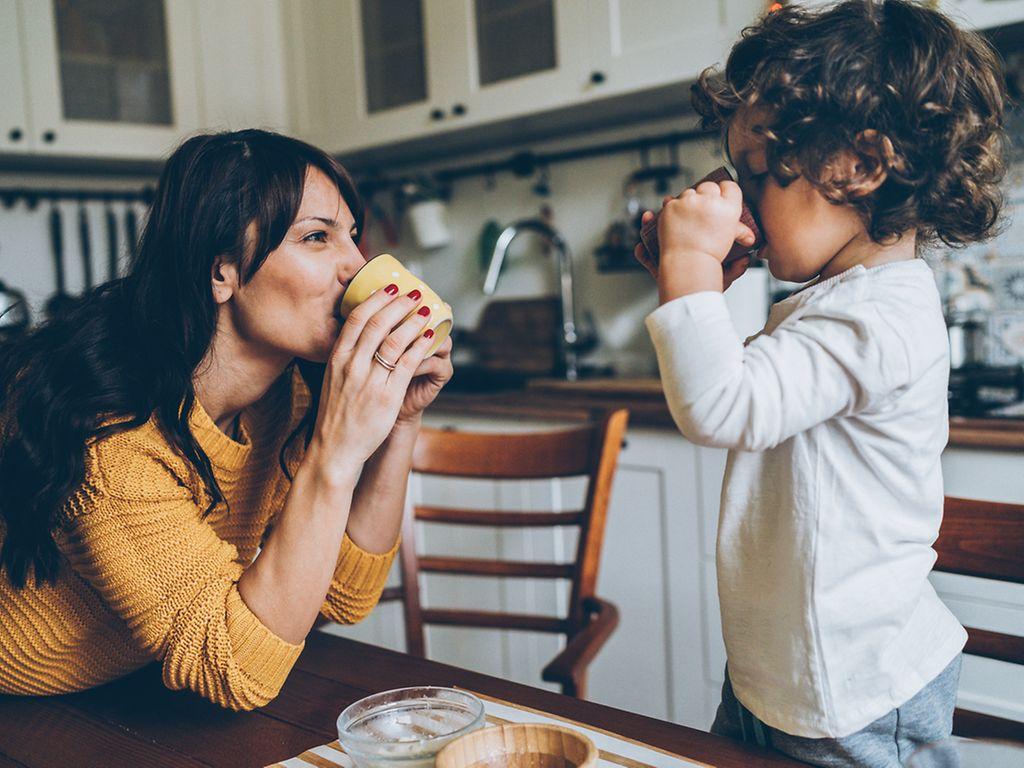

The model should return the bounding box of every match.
[0,186,154,208]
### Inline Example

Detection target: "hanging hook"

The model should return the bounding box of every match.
[532,163,551,197]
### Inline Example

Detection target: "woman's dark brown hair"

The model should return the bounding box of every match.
[692,0,1008,247]
[0,129,362,588]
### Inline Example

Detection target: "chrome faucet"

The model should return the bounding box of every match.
[483,218,592,380]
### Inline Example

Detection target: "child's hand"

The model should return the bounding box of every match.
[659,180,757,266]
[649,181,758,302]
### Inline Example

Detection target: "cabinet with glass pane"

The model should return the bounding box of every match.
[13,0,200,159]
[287,0,591,154]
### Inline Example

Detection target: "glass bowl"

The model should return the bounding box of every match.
[337,687,486,768]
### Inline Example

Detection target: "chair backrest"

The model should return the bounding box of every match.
[934,496,1024,743]
[382,409,629,665]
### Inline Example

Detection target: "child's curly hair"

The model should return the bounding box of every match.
[692,0,1008,248]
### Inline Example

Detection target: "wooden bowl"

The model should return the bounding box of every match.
[436,723,598,768]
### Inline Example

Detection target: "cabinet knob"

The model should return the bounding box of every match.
[42,130,56,144]
[430,108,446,121]
[590,71,606,85]
[451,103,467,117]
[8,128,23,142]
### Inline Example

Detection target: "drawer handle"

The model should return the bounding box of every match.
[451,103,467,117]
[42,130,57,144]
[430,108,446,121]
[8,128,23,142]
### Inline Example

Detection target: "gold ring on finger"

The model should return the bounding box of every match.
[373,350,398,371]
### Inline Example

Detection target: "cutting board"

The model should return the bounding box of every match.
[471,297,561,374]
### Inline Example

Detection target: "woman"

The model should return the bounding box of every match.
[0,129,453,710]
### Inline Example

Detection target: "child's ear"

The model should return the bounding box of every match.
[211,257,240,305]
[840,129,898,198]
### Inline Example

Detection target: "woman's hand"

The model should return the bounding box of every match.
[396,336,454,427]
[308,284,435,477]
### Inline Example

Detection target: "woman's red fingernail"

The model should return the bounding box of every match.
[384,283,399,295]
[408,289,422,301]
[417,306,431,317]
[424,329,435,339]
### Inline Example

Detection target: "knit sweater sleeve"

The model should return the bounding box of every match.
[60,437,303,711]
[320,533,398,624]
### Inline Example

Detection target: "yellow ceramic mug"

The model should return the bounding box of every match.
[340,253,453,357]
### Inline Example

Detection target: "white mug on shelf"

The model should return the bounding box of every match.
[408,199,451,250]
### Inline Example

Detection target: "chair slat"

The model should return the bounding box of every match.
[964,626,1024,666]
[953,707,1024,743]
[412,425,598,478]
[418,556,573,579]
[379,586,403,602]
[421,608,568,633]
[414,506,586,527]
[936,497,1024,584]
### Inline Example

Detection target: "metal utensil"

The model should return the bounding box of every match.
[125,203,139,264]
[105,202,119,280]
[44,203,75,319]
[78,200,93,289]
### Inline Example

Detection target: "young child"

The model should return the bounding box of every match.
[637,2,1007,765]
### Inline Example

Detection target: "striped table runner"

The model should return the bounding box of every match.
[266,690,712,768]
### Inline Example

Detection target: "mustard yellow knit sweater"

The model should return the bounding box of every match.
[0,366,397,710]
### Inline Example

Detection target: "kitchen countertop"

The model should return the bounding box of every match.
[432,377,1024,451]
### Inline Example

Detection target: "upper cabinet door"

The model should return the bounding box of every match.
[18,0,200,160]
[940,0,1024,29]
[286,0,460,154]
[441,0,592,126]
[587,1,769,97]
[0,0,31,152]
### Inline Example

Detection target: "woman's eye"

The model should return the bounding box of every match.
[303,231,328,243]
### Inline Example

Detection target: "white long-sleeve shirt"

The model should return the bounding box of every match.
[646,260,966,738]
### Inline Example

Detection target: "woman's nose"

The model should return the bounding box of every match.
[338,248,367,284]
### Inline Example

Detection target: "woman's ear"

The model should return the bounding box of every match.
[211,257,239,305]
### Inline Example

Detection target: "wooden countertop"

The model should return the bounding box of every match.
[433,377,1024,451]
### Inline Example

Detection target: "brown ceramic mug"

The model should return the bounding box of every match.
[638,166,763,266]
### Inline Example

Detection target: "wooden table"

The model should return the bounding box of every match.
[0,632,798,768]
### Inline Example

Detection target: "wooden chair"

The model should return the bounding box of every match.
[934,496,1024,743]
[379,408,629,698]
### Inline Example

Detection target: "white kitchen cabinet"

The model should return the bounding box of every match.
[288,0,768,155]
[192,1,291,133]
[941,0,1024,29]
[14,0,201,160]
[0,0,31,153]
[441,0,592,131]
[286,0,591,155]
[583,0,767,100]
[284,0,447,154]
[795,0,1024,29]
